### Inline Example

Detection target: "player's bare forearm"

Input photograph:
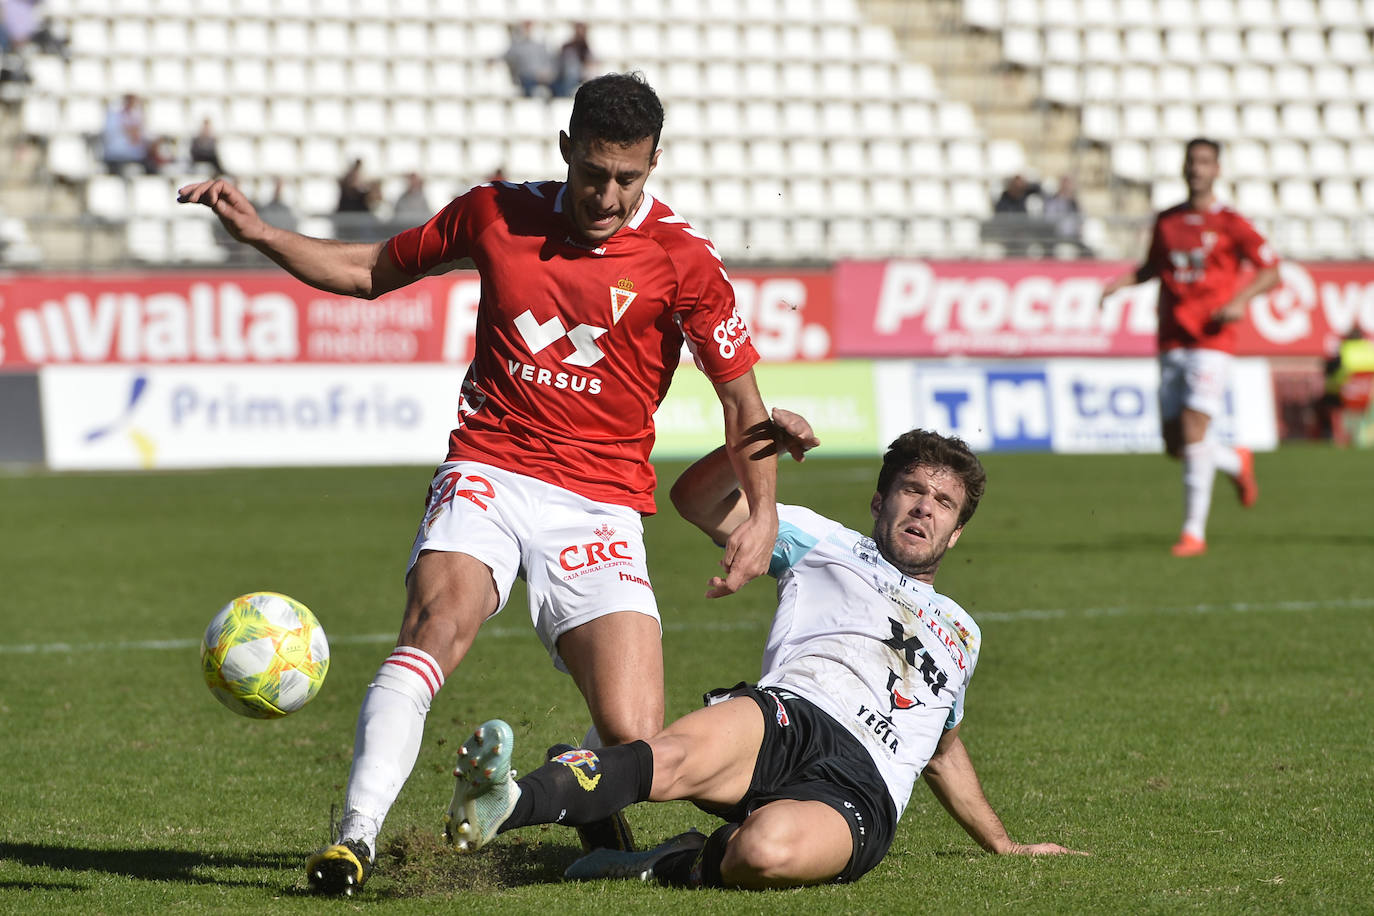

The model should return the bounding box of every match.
[671,407,821,549]
[707,372,778,597]
[923,728,1087,857]
[1099,263,1154,305]
[178,178,411,299]
[253,230,400,300]
[669,444,747,545]
[1216,265,1281,323]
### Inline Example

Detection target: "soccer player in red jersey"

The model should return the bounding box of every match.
[1101,138,1280,557]
[179,73,779,894]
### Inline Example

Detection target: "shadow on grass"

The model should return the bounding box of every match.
[0,841,297,887]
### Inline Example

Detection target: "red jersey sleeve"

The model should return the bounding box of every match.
[674,258,759,383]
[1228,212,1278,269]
[385,185,494,275]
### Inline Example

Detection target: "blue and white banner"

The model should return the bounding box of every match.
[40,365,464,470]
[876,358,1277,454]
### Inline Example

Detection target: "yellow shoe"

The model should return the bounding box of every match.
[305,838,372,896]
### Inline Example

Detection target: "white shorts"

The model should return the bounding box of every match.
[407,461,660,672]
[1159,348,1232,421]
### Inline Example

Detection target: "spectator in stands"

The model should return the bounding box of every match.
[993,174,1041,215]
[189,118,224,175]
[1,0,40,52]
[987,174,1045,257]
[257,178,297,233]
[335,158,382,241]
[391,172,432,227]
[100,94,154,175]
[1042,175,1091,258]
[553,22,596,97]
[503,21,554,98]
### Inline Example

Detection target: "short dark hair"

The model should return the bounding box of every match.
[568,72,665,150]
[877,429,987,529]
[1185,136,1221,159]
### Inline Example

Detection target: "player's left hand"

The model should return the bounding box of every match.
[1004,841,1090,856]
[771,407,821,462]
[706,506,777,598]
[1214,299,1247,323]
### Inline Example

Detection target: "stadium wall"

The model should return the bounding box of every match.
[10,258,1365,469]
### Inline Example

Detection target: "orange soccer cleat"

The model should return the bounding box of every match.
[1232,447,1258,508]
[1171,533,1207,557]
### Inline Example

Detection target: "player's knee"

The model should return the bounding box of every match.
[722,817,815,886]
[593,711,661,747]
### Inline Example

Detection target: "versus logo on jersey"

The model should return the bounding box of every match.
[513,308,607,367]
[610,278,638,325]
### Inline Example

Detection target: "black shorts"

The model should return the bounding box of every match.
[699,683,898,884]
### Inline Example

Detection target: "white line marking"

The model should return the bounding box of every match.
[3,596,1371,656]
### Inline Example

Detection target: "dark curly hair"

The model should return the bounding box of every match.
[876,429,987,528]
[568,72,665,150]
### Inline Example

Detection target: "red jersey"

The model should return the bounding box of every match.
[386,181,758,513]
[1145,201,1278,353]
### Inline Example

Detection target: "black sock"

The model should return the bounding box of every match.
[499,740,653,834]
[656,822,738,888]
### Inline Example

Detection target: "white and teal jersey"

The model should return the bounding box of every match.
[757,504,982,816]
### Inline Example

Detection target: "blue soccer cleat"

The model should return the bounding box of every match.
[445,719,520,852]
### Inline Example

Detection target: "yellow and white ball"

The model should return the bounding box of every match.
[201,592,329,719]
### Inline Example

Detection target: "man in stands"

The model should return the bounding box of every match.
[1100,137,1280,557]
[443,410,1084,888]
[178,72,778,895]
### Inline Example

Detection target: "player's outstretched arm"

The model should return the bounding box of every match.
[1214,264,1281,323]
[922,725,1087,857]
[177,178,414,300]
[670,403,819,594]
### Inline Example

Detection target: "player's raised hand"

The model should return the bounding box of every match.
[177,178,267,244]
[770,406,820,462]
[706,506,777,599]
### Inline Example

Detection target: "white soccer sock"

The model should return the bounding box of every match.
[338,647,445,852]
[1181,441,1215,540]
[1211,438,1242,477]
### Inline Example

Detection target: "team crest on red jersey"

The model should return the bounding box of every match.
[610,278,638,325]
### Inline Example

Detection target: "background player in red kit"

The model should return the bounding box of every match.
[1101,137,1280,557]
[178,73,779,894]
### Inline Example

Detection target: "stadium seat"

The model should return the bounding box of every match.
[1268,139,1309,176]
[126,218,171,263]
[1244,28,1285,64]
[47,134,95,181]
[1118,66,1158,103]
[1322,103,1363,139]
[1228,140,1269,178]
[1327,27,1372,63]
[1041,65,1081,104]
[172,217,230,263]
[1279,103,1322,138]
[1277,178,1320,215]
[1042,28,1079,64]
[1320,178,1361,216]
[1152,178,1186,210]
[1234,179,1278,216]
[85,175,128,222]
[1309,139,1350,177]
[1081,28,1121,63]
[1111,140,1150,182]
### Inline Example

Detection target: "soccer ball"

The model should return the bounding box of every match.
[200,592,330,719]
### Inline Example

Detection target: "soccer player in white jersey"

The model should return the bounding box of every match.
[443,410,1084,888]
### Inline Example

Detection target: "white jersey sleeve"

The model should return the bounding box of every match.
[757,504,982,817]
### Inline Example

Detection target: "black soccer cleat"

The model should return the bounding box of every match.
[546,742,637,853]
[563,829,706,883]
[305,837,373,896]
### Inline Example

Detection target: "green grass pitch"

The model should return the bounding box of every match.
[1,446,1371,913]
